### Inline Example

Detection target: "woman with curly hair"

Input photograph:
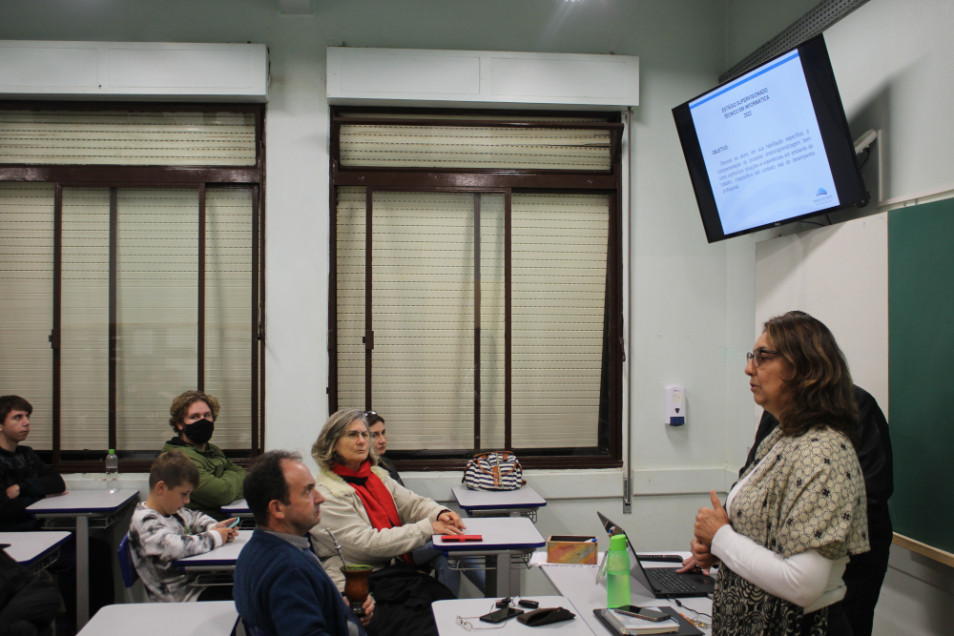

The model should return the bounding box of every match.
[692,311,870,635]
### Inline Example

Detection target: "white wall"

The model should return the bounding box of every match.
[4,0,949,629]
[744,0,954,633]
[0,0,754,533]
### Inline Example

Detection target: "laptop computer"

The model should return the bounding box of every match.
[597,511,714,598]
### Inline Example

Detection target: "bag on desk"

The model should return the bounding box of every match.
[463,451,524,491]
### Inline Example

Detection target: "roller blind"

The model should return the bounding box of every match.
[332,109,620,461]
[339,121,613,170]
[0,183,54,447]
[0,110,256,166]
[55,187,256,451]
[0,105,261,458]
[336,189,608,451]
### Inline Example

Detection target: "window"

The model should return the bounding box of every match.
[330,108,624,469]
[0,104,265,471]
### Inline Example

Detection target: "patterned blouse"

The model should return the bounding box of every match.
[713,426,870,635]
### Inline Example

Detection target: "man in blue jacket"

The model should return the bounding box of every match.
[235,450,373,636]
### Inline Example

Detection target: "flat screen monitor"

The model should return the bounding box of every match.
[672,34,868,243]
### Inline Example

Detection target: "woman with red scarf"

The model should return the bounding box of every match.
[308,409,466,595]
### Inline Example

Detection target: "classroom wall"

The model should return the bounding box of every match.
[0,0,766,538]
[740,0,954,633]
[6,0,949,630]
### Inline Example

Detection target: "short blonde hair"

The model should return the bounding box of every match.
[311,408,379,471]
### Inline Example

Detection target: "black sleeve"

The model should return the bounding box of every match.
[15,448,66,502]
[852,386,894,541]
[0,460,32,523]
[739,411,779,477]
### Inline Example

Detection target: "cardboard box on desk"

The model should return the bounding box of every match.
[546,535,597,564]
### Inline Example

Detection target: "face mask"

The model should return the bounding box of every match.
[183,418,214,445]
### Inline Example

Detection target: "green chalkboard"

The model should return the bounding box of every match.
[888,199,954,557]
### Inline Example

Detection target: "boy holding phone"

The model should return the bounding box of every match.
[128,450,239,601]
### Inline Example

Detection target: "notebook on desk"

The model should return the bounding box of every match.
[596,511,714,598]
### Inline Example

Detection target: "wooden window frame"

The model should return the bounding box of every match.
[329,106,624,470]
[0,101,266,473]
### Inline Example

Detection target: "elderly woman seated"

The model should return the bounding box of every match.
[309,409,468,634]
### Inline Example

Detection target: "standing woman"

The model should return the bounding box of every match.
[693,312,870,635]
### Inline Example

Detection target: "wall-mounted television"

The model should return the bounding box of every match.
[672,34,868,243]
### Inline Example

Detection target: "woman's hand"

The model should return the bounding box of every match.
[677,537,719,575]
[693,490,730,545]
[431,519,464,535]
[437,510,465,531]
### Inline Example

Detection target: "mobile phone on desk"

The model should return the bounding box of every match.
[479,607,523,623]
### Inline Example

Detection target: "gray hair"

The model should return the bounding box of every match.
[311,408,379,471]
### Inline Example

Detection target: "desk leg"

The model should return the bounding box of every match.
[76,516,90,629]
[495,553,510,598]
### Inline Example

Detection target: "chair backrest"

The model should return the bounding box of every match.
[117,534,138,588]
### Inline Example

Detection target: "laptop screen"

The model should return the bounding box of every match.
[597,510,640,563]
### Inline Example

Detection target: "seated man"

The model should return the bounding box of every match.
[128,450,238,602]
[0,395,65,532]
[162,390,245,519]
[234,450,372,636]
[0,395,112,628]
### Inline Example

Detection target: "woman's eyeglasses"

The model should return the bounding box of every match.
[746,348,778,367]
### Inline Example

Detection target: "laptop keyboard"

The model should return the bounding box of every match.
[646,567,699,594]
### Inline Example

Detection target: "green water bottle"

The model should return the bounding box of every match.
[606,533,630,608]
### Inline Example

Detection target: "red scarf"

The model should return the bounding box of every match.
[333,460,403,531]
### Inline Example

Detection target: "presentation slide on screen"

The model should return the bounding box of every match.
[689,51,838,235]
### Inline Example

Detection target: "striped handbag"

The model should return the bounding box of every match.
[462,451,524,491]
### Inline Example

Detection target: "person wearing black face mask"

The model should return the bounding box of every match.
[162,390,246,520]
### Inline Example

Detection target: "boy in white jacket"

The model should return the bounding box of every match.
[128,450,238,601]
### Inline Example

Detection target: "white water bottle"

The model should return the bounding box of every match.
[105,449,119,493]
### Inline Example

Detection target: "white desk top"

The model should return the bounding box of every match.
[77,601,238,635]
[222,498,250,514]
[0,531,71,565]
[540,561,712,635]
[452,485,547,511]
[26,488,140,515]
[175,529,253,570]
[433,516,545,552]
[433,596,594,634]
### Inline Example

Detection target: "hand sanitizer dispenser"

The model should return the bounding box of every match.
[665,385,686,426]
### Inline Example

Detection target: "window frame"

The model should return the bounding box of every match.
[328,106,624,470]
[0,101,267,473]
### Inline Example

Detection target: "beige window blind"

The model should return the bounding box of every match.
[336,189,608,451]
[339,123,613,171]
[0,183,54,447]
[0,110,256,166]
[0,106,260,456]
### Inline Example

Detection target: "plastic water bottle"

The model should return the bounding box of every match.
[105,449,119,493]
[606,533,630,608]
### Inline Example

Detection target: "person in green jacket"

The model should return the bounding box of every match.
[161,390,246,520]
